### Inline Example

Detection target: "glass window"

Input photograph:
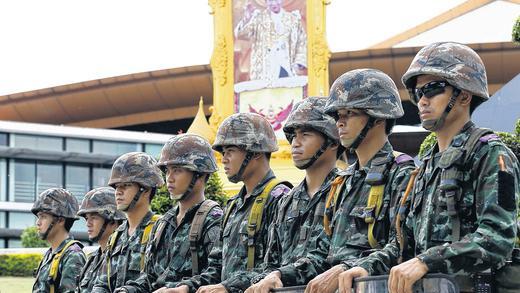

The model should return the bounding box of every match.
[145,143,163,158]
[8,212,35,229]
[0,211,5,228]
[12,134,62,151]
[7,239,22,248]
[66,165,90,202]
[10,160,36,202]
[93,167,111,188]
[66,138,90,153]
[0,133,7,146]
[93,140,140,156]
[0,159,6,201]
[36,163,63,195]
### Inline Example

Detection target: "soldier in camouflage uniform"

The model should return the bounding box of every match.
[339,42,520,293]
[114,134,223,293]
[92,152,164,292]
[170,113,292,293]
[32,188,86,293]
[245,97,342,293]
[77,187,125,293]
[253,69,416,293]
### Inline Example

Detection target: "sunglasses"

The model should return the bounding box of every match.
[412,80,452,104]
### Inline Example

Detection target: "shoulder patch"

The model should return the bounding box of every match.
[479,133,500,143]
[395,154,414,165]
[209,208,224,218]
[270,184,291,198]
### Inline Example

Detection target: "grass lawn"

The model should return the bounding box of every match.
[0,276,34,292]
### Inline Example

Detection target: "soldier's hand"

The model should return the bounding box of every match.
[245,271,283,293]
[304,264,345,293]
[337,267,368,293]
[388,257,428,293]
[157,285,190,293]
[196,284,228,293]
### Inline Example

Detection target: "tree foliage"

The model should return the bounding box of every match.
[20,226,47,248]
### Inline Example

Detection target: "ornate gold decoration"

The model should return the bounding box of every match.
[312,35,330,78]
[187,97,216,143]
[208,0,226,14]
[211,35,228,87]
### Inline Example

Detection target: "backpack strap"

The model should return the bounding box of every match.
[48,239,83,293]
[324,176,346,236]
[438,127,494,242]
[221,197,238,238]
[246,178,284,270]
[140,214,161,270]
[189,199,220,275]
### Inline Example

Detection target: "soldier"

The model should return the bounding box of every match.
[245,97,342,292]
[92,152,164,292]
[32,188,86,293]
[170,113,292,293]
[77,187,125,292]
[339,42,520,293]
[249,69,416,293]
[114,134,223,293]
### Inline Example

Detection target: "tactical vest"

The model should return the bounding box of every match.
[324,151,414,249]
[106,214,161,292]
[222,178,292,270]
[151,199,220,275]
[34,239,83,293]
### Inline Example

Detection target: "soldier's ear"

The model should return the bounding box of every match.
[458,91,472,106]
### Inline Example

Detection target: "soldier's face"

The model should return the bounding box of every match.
[290,128,325,168]
[222,146,247,178]
[336,108,368,147]
[416,75,455,123]
[165,165,194,200]
[114,182,140,210]
[84,213,105,239]
[35,212,54,237]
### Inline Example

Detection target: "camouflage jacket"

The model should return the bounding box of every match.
[92,211,157,293]
[77,247,104,293]
[177,170,291,293]
[249,168,338,284]
[357,122,520,279]
[278,142,415,286]
[32,237,86,293]
[119,200,223,292]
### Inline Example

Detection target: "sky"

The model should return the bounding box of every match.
[0,0,518,96]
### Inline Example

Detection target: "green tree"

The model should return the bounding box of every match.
[151,172,228,215]
[513,15,520,44]
[20,226,47,248]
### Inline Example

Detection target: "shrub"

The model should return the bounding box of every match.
[513,16,520,43]
[21,226,47,248]
[0,253,43,276]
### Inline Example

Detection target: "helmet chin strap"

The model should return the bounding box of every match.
[295,139,331,170]
[346,117,376,153]
[421,89,460,131]
[90,219,109,242]
[122,186,145,212]
[40,216,58,240]
[175,172,201,201]
[228,151,254,183]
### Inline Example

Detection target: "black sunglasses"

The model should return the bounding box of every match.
[412,80,451,104]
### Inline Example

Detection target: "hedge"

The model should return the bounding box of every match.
[0,253,43,277]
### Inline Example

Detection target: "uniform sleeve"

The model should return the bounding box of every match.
[417,144,519,273]
[58,245,86,293]
[220,183,290,292]
[91,244,113,293]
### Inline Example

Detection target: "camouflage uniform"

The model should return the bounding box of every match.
[31,188,86,293]
[77,187,125,293]
[177,113,292,293]
[116,134,224,293]
[249,97,341,284]
[276,69,416,286]
[355,42,520,292]
[92,152,164,293]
